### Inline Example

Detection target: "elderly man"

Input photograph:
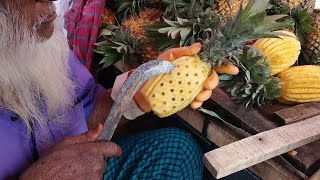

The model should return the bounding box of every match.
[0,0,210,179]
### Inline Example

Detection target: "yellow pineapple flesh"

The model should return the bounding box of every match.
[253,30,301,75]
[278,65,320,103]
[142,56,211,117]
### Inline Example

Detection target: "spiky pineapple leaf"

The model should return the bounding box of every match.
[199,0,292,67]
[225,46,282,107]
[94,27,143,69]
[266,0,290,15]
[291,6,317,45]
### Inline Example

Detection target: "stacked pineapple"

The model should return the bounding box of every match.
[95,0,320,116]
[216,0,249,20]
[121,8,163,62]
[95,0,164,67]
[306,11,320,65]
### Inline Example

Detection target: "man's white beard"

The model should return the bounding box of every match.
[0,18,76,130]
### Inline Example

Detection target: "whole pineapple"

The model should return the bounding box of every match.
[253,30,301,75]
[100,8,116,28]
[142,56,211,117]
[306,11,320,65]
[216,0,249,20]
[122,8,163,40]
[122,8,164,62]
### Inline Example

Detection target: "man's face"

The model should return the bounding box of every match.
[12,0,57,39]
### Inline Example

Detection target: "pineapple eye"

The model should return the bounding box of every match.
[180,90,183,93]
[162,92,165,95]
[152,94,155,97]
[172,98,175,101]
[189,90,192,94]
[194,73,198,76]
[169,80,173,84]
[163,102,167,105]
[173,106,176,109]
[186,74,189,77]
[187,82,191,85]
[178,81,182,84]
[185,65,189,68]
[196,82,199,85]
[177,72,181,75]
[170,89,174,92]
[181,98,184,101]
[160,83,164,86]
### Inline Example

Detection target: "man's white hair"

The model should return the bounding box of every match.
[0,3,76,131]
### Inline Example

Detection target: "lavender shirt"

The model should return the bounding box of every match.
[0,52,104,179]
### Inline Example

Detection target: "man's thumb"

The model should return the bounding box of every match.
[63,123,103,144]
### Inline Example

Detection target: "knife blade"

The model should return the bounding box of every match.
[98,60,175,141]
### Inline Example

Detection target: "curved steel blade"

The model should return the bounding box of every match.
[98,60,175,141]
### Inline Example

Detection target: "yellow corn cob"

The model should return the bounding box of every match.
[253,30,301,75]
[142,56,211,117]
[278,65,320,104]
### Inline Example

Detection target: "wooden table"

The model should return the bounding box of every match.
[176,88,320,179]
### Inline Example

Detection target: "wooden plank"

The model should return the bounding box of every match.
[177,108,306,180]
[209,88,279,134]
[208,88,320,175]
[274,103,320,125]
[204,115,320,179]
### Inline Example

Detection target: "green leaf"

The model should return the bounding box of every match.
[117,1,132,13]
[100,56,120,69]
[99,29,113,37]
[158,27,177,34]
[263,15,288,24]
[250,0,270,15]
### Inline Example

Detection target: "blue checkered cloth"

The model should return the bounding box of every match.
[103,128,203,180]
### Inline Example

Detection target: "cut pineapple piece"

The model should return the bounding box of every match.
[142,56,211,117]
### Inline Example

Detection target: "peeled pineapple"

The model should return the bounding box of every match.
[278,65,320,103]
[142,56,211,117]
[253,30,301,75]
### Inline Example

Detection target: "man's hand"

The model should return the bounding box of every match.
[20,124,122,180]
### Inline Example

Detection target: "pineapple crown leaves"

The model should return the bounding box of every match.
[162,0,214,20]
[200,0,293,67]
[266,0,290,15]
[116,0,148,18]
[145,8,220,50]
[94,26,143,69]
[225,46,282,107]
[290,6,318,45]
